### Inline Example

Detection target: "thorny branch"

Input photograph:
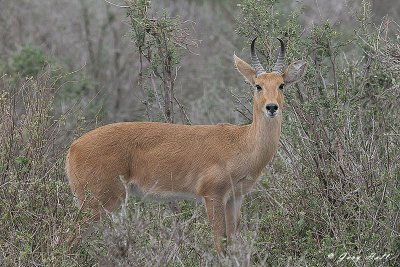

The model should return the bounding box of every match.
[127,0,199,124]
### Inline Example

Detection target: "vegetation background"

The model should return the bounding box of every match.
[0,0,399,266]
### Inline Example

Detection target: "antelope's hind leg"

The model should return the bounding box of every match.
[204,196,227,256]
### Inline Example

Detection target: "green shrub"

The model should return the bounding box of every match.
[11,45,47,77]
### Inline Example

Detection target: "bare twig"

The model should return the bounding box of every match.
[103,0,129,8]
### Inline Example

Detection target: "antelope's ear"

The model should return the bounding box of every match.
[234,54,256,85]
[283,60,307,86]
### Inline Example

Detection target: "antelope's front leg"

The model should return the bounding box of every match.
[204,196,226,256]
[225,194,243,246]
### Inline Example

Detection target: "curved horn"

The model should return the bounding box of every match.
[272,38,286,74]
[251,37,266,76]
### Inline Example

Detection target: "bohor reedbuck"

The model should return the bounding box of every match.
[65,37,307,255]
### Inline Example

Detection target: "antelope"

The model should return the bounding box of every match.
[65,37,307,255]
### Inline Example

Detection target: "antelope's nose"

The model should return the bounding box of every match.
[266,103,279,116]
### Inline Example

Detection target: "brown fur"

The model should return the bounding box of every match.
[65,54,306,255]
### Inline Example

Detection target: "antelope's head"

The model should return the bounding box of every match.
[234,37,307,119]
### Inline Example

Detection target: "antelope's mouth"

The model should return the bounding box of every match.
[265,111,279,118]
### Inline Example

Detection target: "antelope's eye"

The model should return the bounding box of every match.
[256,85,262,91]
[279,84,284,90]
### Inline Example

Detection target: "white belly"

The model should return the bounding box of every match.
[128,182,201,202]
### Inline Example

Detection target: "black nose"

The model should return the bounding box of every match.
[266,103,279,115]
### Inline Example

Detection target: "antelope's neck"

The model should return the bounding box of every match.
[246,110,282,174]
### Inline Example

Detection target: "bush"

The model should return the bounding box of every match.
[8,44,104,127]
[0,72,95,266]
[11,45,48,77]
[234,0,400,265]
